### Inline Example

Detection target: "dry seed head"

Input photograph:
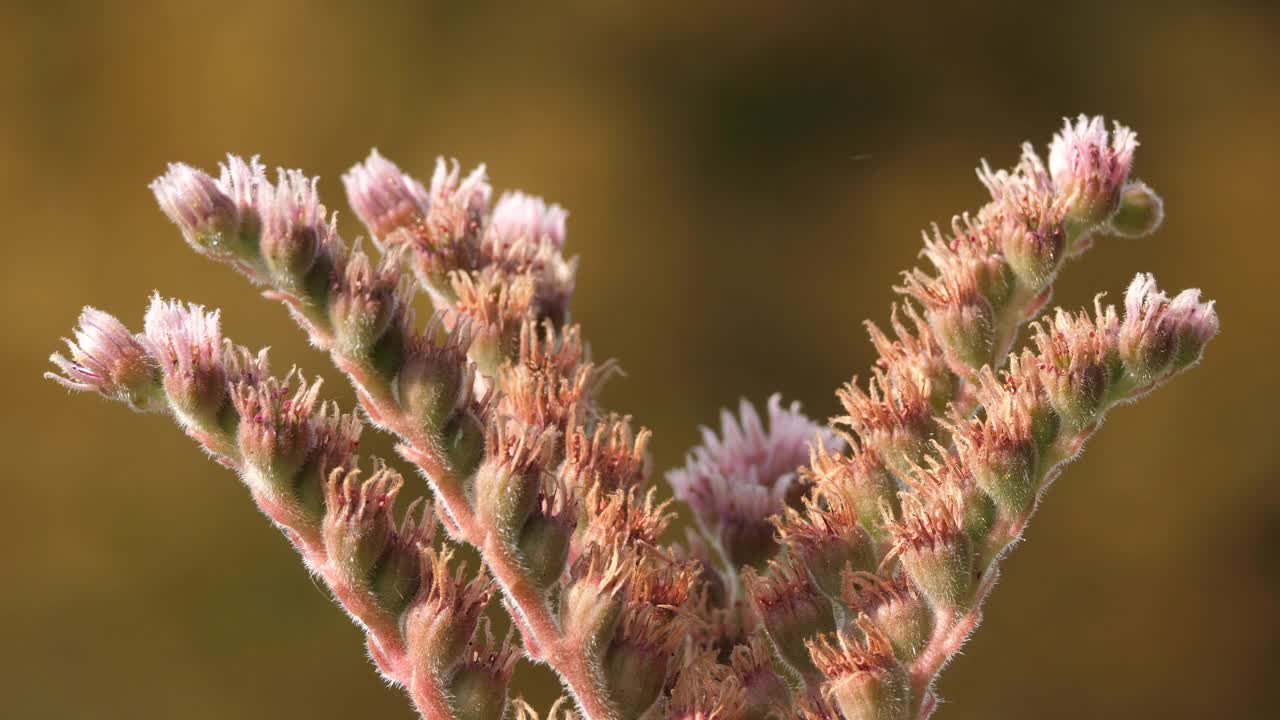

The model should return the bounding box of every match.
[668,649,747,720]
[562,415,652,494]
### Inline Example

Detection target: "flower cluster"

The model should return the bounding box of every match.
[48,115,1216,720]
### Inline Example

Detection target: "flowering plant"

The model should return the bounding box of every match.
[48,115,1216,720]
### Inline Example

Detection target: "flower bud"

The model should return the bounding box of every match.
[404,547,494,675]
[887,491,974,613]
[743,557,837,679]
[329,245,406,361]
[342,150,431,241]
[842,571,932,662]
[442,406,488,480]
[808,620,910,720]
[953,395,1038,517]
[446,620,520,720]
[1166,287,1219,371]
[452,268,537,374]
[143,296,229,429]
[775,488,876,599]
[603,603,688,719]
[729,634,792,714]
[231,370,325,517]
[560,544,633,652]
[396,314,475,438]
[151,156,266,263]
[46,307,163,411]
[1048,115,1137,233]
[998,200,1067,293]
[1032,301,1120,431]
[803,437,899,543]
[517,477,578,590]
[292,403,363,517]
[370,498,435,616]
[1108,181,1164,238]
[322,465,401,588]
[667,396,834,570]
[259,169,327,287]
[836,372,935,480]
[1118,273,1177,385]
[488,191,568,252]
[473,421,556,544]
[864,304,956,416]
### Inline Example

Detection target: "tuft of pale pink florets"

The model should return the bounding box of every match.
[150,155,268,261]
[667,394,837,568]
[488,191,568,251]
[342,149,431,241]
[142,294,228,423]
[46,307,161,410]
[1047,115,1137,230]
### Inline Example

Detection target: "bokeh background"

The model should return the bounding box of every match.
[2,1,1277,718]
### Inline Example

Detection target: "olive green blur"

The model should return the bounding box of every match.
[2,1,1276,718]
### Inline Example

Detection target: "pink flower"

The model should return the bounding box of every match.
[143,294,228,422]
[488,191,568,252]
[342,150,431,240]
[667,394,837,568]
[46,307,161,410]
[1047,115,1137,228]
[150,155,267,260]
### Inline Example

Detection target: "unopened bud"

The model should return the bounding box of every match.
[1000,208,1067,292]
[1108,181,1164,238]
[775,489,876,598]
[804,437,900,543]
[259,169,326,287]
[1166,287,1219,371]
[1032,303,1119,431]
[404,547,493,675]
[342,150,431,241]
[473,422,555,543]
[954,406,1038,517]
[370,498,435,616]
[1048,115,1137,234]
[151,155,266,263]
[743,557,837,678]
[329,246,405,361]
[603,604,687,719]
[835,374,935,480]
[143,296,228,429]
[447,620,519,720]
[888,492,974,612]
[231,370,323,501]
[560,545,632,653]
[808,620,910,720]
[842,572,932,662]
[517,478,577,590]
[397,315,474,437]
[322,465,401,588]
[46,307,163,411]
[1119,273,1177,385]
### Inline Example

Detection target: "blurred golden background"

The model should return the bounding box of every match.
[2,1,1277,718]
